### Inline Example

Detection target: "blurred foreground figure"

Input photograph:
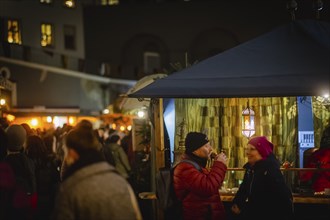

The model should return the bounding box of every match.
[51,123,142,220]
[300,125,330,193]
[231,136,293,220]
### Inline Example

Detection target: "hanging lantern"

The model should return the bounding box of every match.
[242,102,255,138]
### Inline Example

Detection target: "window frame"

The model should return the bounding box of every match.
[40,22,55,48]
[63,24,76,51]
[6,18,22,45]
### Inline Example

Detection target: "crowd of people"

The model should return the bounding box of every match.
[0,120,142,220]
[1,118,329,220]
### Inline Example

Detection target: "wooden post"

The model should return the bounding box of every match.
[150,98,165,186]
[150,98,165,220]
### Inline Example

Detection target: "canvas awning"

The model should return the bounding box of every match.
[129,20,330,98]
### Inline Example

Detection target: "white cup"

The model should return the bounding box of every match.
[324,188,330,195]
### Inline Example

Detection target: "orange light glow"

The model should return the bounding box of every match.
[31,118,39,127]
[68,117,75,125]
[6,114,15,122]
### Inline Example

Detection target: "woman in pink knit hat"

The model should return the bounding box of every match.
[230,136,293,220]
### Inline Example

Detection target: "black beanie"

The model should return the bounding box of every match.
[185,132,209,153]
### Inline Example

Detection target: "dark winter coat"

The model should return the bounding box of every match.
[232,154,293,220]
[107,143,131,179]
[0,152,38,220]
[4,152,36,194]
[173,154,227,220]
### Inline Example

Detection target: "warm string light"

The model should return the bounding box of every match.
[316,93,330,109]
[0,98,6,106]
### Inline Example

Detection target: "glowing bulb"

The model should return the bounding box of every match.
[137,110,145,118]
[53,116,60,128]
[68,117,75,125]
[245,119,249,129]
[31,118,38,127]
[65,0,74,7]
[103,109,110,114]
[47,116,52,123]
[0,99,5,105]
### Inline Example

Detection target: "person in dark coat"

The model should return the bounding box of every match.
[105,134,132,179]
[173,132,228,220]
[26,135,60,220]
[3,124,38,220]
[231,136,293,220]
[0,126,12,219]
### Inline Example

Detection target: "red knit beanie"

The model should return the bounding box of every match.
[248,136,273,159]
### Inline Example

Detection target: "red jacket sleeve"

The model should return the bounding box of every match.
[174,161,227,198]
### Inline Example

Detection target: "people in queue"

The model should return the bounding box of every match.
[231,136,293,220]
[51,121,142,220]
[173,131,228,220]
[0,126,13,220]
[26,135,61,220]
[300,125,330,193]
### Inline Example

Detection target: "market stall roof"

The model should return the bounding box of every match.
[129,19,330,98]
[120,73,167,111]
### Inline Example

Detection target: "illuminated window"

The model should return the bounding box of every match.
[40,0,52,4]
[41,23,54,47]
[63,0,76,8]
[101,0,119,5]
[64,25,76,50]
[7,19,22,45]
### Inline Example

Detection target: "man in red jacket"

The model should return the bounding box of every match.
[173,132,228,220]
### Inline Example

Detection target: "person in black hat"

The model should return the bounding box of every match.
[173,131,228,220]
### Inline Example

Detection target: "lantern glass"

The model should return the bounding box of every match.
[242,107,255,138]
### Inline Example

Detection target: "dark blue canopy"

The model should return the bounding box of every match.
[130,20,330,98]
